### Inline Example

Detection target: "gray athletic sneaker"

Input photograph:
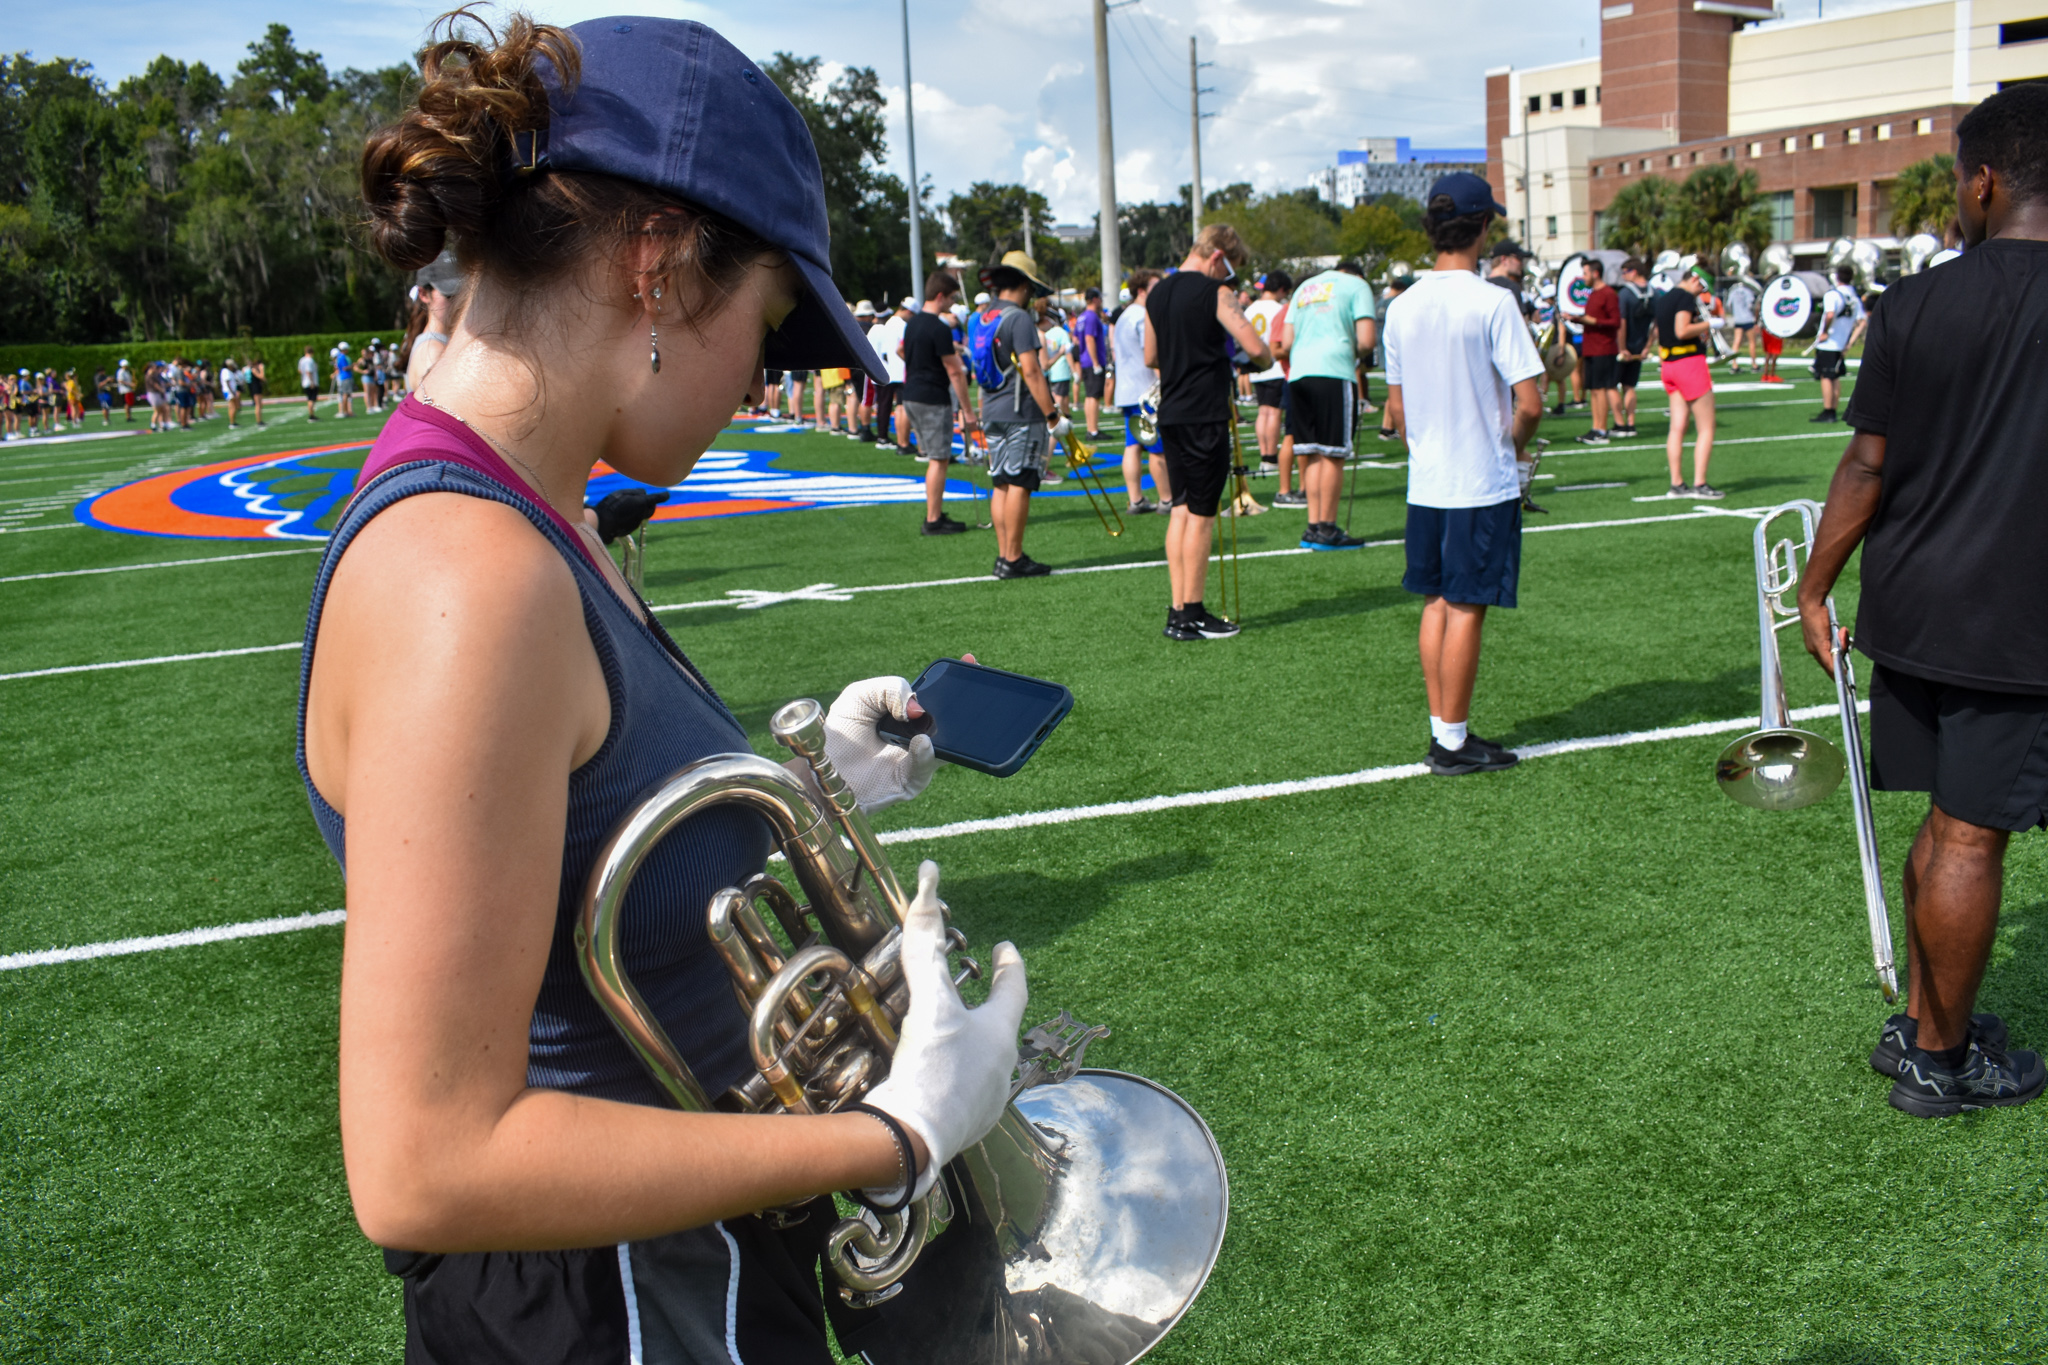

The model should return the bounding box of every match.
[1272,490,1308,507]
[1691,483,1726,500]
[1870,1012,2008,1076]
[1666,484,1694,498]
[1890,1038,2045,1117]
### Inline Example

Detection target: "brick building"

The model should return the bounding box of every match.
[1484,0,2048,259]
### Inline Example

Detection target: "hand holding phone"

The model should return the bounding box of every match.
[876,659,1073,778]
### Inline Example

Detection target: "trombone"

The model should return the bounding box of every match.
[1714,499,1898,1001]
[1055,425,1124,537]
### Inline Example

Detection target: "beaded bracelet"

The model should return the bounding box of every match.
[848,1102,920,1214]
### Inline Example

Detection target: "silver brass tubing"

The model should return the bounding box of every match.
[1831,624,1901,1002]
[579,752,877,1113]
[770,699,910,937]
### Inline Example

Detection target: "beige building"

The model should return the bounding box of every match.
[1484,0,2048,259]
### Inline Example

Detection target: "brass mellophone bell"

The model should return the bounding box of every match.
[576,697,1228,1362]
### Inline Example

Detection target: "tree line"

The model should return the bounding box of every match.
[2,22,1440,348]
[1600,156,1957,261]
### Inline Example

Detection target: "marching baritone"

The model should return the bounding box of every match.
[306,13,1031,1358]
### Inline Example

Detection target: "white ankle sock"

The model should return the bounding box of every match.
[1438,720,1468,751]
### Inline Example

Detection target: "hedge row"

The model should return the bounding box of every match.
[0,332,408,387]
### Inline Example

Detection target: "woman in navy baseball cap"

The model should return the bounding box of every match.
[306,11,1028,1360]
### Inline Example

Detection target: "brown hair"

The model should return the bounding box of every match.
[360,8,776,338]
[923,269,961,302]
[1193,223,1248,268]
[1125,268,1159,294]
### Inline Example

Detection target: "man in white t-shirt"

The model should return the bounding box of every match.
[297,347,321,421]
[1384,172,1545,776]
[1243,270,1291,487]
[870,297,911,449]
[1809,264,1867,423]
[1111,270,1165,514]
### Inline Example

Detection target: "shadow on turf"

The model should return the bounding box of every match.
[941,851,1216,941]
[1497,667,1754,746]
[1975,897,2047,1049]
[1252,583,1411,629]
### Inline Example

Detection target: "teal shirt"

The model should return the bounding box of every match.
[1285,272,1376,382]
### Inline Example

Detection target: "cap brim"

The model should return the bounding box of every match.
[1490,197,1510,217]
[768,254,888,382]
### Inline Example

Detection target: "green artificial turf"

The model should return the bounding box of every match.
[4,373,2044,1363]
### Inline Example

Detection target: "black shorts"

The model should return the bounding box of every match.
[1158,421,1232,517]
[1402,499,1522,607]
[1812,349,1848,381]
[1582,353,1618,390]
[1616,359,1643,389]
[385,1197,857,1365]
[1869,664,2048,831]
[303,386,320,402]
[764,369,784,385]
[1253,379,1285,409]
[873,381,900,412]
[1080,368,1105,399]
[1285,376,1354,457]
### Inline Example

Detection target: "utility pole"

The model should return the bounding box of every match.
[900,0,924,305]
[1189,37,1204,237]
[1023,200,1032,256]
[1092,0,1121,295]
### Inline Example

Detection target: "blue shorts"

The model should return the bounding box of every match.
[1119,404,1162,454]
[1402,499,1522,607]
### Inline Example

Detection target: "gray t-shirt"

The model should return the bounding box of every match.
[981,302,1043,424]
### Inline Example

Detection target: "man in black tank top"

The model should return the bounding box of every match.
[1144,224,1272,641]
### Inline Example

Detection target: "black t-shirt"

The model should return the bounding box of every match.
[1845,237,2048,693]
[1652,288,1701,359]
[1147,270,1231,425]
[1618,282,1654,353]
[900,311,956,406]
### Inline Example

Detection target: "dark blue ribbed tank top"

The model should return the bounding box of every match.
[295,458,772,1107]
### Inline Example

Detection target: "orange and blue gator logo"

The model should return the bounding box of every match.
[77,444,970,541]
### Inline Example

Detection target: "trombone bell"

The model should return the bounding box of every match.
[1714,727,1846,810]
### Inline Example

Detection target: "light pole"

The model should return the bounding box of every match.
[1092,0,1121,295]
[900,0,924,304]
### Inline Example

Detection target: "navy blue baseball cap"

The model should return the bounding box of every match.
[526,18,884,380]
[1425,171,1509,219]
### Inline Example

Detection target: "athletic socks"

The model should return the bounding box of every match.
[1429,717,1469,751]
[1917,1041,1970,1072]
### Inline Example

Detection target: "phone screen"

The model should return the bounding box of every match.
[878,659,1073,777]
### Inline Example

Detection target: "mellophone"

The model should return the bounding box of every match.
[576,697,1228,1363]
[1713,500,1899,1002]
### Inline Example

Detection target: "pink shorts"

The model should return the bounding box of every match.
[1660,354,1712,402]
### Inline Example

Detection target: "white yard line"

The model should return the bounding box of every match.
[0,548,324,585]
[0,522,84,535]
[0,641,302,681]
[0,701,1856,971]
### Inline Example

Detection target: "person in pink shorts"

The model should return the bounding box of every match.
[1653,266,1726,497]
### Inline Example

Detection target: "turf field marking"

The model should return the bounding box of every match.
[0,641,301,681]
[0,548,325,585]
[0,521,84,535]
[0,909,346,971]
[0,701,1858,970]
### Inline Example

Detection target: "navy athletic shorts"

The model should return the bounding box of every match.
[1402,498,1522,607]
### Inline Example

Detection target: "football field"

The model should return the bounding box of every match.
[4,375,2044,1363]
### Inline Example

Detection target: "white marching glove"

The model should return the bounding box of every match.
[822,676,940,812]
[862,860,1028,1199]
[1050,415,1073,440]
[1708,316,1728,331]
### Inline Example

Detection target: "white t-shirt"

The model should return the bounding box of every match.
[871,314,908,384]
[1111,304,1155,408]
[1244,299,1285,383]
[1383,269,1546,510]
[1815,285,1863,352]
[1042,324,1074,383]
[297,355,318,387]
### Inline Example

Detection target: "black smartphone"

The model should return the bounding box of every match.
[875,659,1074,777]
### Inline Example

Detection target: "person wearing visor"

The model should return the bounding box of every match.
[307,14,1029,1360]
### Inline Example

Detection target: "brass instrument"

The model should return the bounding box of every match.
[1132,383,1160,447]
[1714,500,1899,1001]
[576,698,1229,1361]
[1056,427,1125,537]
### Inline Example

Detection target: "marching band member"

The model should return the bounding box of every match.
[306,13,1028,1358]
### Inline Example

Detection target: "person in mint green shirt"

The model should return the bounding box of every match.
[1277,262,1377,548]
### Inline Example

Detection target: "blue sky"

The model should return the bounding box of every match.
[10,0,1702,222]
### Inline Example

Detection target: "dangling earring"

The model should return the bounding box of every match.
[649,284,663,375]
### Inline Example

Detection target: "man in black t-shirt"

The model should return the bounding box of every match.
[899,270,980,536]
[1799,82,2048,1118]
[1143,224,1272,641]
[1613,258,1655,438]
